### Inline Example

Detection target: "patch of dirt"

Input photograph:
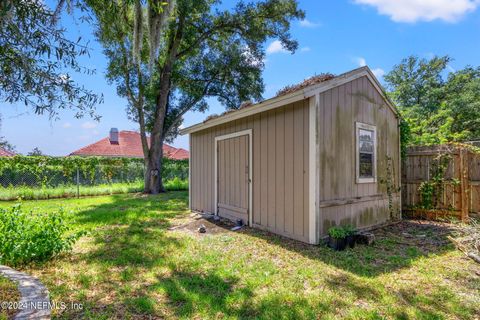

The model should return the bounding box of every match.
[169,213,238,236]
[171,216,463,254]
[373,220,458,252]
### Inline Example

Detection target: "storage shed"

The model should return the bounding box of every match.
[180,66,401,244]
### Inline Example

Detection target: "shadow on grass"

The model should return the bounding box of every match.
[73,191,189,226]
[51,192,478,319]
[145,267,336,319]
[226,219,457,277]
[66,192,338,318]
[69,191,457,278]
[73,192,188,268]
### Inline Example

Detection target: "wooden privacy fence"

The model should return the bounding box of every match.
[402,144,480,221]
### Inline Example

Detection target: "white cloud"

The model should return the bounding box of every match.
[300,47,311,52]
[353,0,480,23]
[266,40,287,54]
[353,57,385,79]
[372,68,386,78]
[81,121,97,129]
[299,19,321,28]
[62,122,72,129]
[354,57,367,67]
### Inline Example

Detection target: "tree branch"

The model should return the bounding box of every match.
[164,78,215,135]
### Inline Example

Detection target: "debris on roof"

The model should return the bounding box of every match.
[239,100,253,109]
[276,73,335,97]
[203,73,336,124]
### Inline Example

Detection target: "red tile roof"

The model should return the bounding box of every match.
[69,130,189,160]
[0,147,15,157]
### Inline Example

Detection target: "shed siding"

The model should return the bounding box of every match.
[317,76,400,236]
[190,100,310,242]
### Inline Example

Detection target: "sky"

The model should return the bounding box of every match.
[2,0,480,156]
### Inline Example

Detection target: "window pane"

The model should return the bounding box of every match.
[359,140,374,153]
[359,153,373,177]
[359,129,373,141]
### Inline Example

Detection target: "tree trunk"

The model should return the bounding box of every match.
[145,140,165,194]
[143,13,185,194]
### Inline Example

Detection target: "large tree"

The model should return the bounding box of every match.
[87,0,304,193]
[385,55,480,145]
[0,0,102,119]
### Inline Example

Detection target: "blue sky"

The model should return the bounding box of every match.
[2,0,480,155]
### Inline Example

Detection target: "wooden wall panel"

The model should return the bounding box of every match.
[190,75,400,240]
[317,76,401,236]
[284,104,295,236]
[275,109,285,233]
[190,99,310,242]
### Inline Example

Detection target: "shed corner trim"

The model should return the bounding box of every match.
[308,94,318,244]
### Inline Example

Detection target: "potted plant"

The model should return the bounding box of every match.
[344,225,356,248]
[328,226,348,251]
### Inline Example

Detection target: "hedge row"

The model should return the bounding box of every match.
[0,156,188,187]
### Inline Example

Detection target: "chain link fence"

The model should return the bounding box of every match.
[0,163,145,189]
[0,158,188,201]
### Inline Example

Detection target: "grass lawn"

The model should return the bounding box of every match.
[1,192,479,319]
[0,275,20,320]
[0,178,187,201]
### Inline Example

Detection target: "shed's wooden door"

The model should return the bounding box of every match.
[217,135,249,224]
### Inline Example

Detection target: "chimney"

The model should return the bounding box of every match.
[109,128,119,144]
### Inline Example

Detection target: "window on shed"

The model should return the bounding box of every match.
[356,122,376,183]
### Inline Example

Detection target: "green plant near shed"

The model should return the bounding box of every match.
[328,226,348,239]
[0,204,85,266]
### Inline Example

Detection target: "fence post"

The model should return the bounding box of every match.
[76,168,80,199]
[459,148,469,221]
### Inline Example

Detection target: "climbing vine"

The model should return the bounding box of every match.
[380,155,401,220]
[417,153,455,209]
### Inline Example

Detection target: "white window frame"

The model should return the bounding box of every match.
[356,122,377,184]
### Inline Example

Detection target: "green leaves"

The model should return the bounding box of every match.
[0,155,188,187]
[0,0,102,119]
[86,0,302,192]
[0,204,85,266]
[385,55,480,146]
[88,0,303,138]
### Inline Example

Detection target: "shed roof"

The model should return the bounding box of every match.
[180,66,397,135]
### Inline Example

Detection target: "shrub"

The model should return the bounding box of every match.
[328,226,348,239]
[343,225,356,236]
[164,177,188,191]
[328,225,357,239]
[0,204,84,266]
[0,155,189,188]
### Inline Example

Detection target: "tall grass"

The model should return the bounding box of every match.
[163,177,189,191]
[0,179,188,201]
